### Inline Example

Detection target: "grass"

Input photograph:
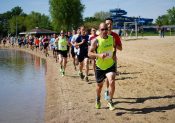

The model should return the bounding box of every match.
[130,31,175,36]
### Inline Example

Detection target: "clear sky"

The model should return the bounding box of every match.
[0,0,175,21]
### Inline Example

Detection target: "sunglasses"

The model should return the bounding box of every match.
[100,28,108,31]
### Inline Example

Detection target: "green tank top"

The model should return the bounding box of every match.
[96,35,115,70]
[58,37,67,51]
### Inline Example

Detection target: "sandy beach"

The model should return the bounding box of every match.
[1,36,175,123]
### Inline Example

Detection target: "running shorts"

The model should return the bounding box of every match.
[95,63,116,83]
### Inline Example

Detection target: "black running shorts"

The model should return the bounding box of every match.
[95,63,116,83]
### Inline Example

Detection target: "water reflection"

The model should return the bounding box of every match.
[0,49,45,123]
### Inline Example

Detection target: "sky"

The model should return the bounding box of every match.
[0,0,175,22]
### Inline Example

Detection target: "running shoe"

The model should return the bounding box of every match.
[60,68,63,73]
[104,90,109,100]
[107,101,115,111]
[62,71,65,76]
[95,101,101,109]
[79,72,85,80]
[60,68,65,76]
[85,76,89,82]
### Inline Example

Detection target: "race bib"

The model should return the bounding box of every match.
[104,51,113,59]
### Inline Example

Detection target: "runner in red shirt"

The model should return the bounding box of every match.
[104,18,123,100]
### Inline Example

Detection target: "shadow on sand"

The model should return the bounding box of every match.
[114,95,175,116]
[115,71,141,80]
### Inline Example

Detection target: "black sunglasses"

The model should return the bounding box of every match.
[100,28,108,31]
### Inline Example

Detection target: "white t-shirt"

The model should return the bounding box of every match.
[71,34,80,55]
[71,34,79,42]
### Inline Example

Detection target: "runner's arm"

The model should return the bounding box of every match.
[88,39,108,59]
[116,44,122,51]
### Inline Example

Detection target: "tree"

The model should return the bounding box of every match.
[0,8,22,37]
[83,17,101,30]
[8,11,51,35]
[94,11,111,21]
[49,0,84,32]
[11,6,23,16]
[84,17,98,22]
[10,6,24,36]
[1,6,52,37]
[0,12,11,36]
[167,7,175,25]
[25,11,51,30]
[9,16,26,35]
[156,15,169,26]
[155,7,175,25]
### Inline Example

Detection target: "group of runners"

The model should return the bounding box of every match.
[1,18,122,111]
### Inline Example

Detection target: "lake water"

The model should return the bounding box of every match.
[0,49,46,123]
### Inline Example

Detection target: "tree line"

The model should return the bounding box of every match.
[0,6,51,37]
[156,7,175,26]
[0,0,174,37]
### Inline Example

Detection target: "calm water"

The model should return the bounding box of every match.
[0,49,46,123]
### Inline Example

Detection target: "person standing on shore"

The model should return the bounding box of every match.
[88,22,116,110]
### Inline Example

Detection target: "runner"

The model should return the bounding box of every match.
[39,36,43,51]
[71,28,81,70]
[66,31,72,58]
[53,35,59,62]
[88,22,116,110]
[75,26,89,82]
[50,34,56,58]
[57,30,70,76]
[89,27,98,73]
[104,18,122,100]
[29,35,34,50]
[34,37,40,52]
[3,37,7,47]
[43,35,49,57]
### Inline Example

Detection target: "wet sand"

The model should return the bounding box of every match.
[1,36,175,123]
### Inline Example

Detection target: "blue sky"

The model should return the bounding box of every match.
[0,0,175,21]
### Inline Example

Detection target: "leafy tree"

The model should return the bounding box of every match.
[8,10,51,35]
[156,14,169,26]
[0,6,24,37]
[0,12,10,36]
[9,16,26,35]
[83,21,101,30]
[156,7,175,25]
[49,0,84,32]
[167,7,175,24]
[83,17,101,30]
[0,6,25,36]
[84,17,98,22]
[94,11,111,21]
[24,11,51,31]
[11,6,23,16]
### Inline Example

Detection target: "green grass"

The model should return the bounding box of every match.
[131,31,175,36]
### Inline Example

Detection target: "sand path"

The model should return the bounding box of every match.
[45,36,175,123]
